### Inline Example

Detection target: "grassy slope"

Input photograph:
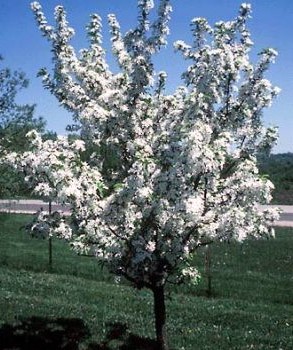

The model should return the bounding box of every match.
[0,213,292,349]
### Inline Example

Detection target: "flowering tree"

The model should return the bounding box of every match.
[7,1,280,349]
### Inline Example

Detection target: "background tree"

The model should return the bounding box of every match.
[258,153,293,204]
[7,1,280,349]
[0,57,56,198]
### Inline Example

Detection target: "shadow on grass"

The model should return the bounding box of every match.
[0,317,158,350]
[0,316,88,350]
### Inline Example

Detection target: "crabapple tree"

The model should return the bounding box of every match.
[6,1,280,349]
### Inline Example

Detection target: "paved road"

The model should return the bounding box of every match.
[258,205,293,227]
[0,199,293,227]
[0,199,69,215]
[274,213,293,227]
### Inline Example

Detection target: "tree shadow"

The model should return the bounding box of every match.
[0,317,158,350]
[0,316,89,350]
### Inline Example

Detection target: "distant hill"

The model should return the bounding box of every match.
[258,153,293,205]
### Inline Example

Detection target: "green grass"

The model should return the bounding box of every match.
[0,213,292,349]
[0,213,113,282]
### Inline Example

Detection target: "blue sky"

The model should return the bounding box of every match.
[0,0,292,153]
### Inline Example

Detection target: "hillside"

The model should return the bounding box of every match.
[0,214,292,349]
[258,153,293,204]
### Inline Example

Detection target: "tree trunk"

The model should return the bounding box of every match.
[48,199,52,268]
[205,245,212,297]
[48,236,52,268]
[153,286,169,350]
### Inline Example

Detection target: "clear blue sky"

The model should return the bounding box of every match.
[0,0,292,153]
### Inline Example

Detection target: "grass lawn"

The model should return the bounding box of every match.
[0,213,292,349]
